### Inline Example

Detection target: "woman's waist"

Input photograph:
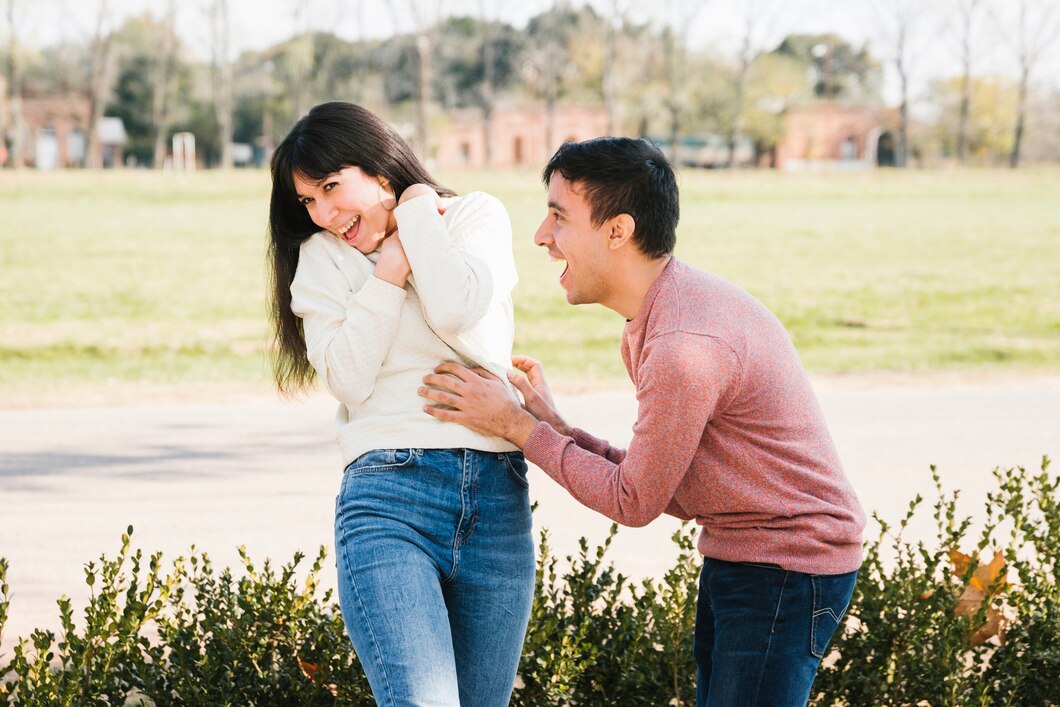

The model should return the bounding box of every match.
[335,408,517,465]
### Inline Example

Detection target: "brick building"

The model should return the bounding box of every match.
[3,94,125,168]
[434,104,610,170]
[775,102,886,171]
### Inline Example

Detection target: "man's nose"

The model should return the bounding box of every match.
[533,219,552,248]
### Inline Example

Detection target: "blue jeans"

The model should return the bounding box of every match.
[694,557,857,707]
[335,448,535,707]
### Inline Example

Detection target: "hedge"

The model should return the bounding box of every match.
[1,459,1056,705]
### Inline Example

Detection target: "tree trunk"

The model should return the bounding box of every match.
[84,1,114,170]
[665,30,682,166]
[416,30,431,162]
[896,56,909,168]
[1009,66,1028,168]
[3,0,26,169]
[603,3,618,136]
[480,9,496,166]
[152,1,177,169]
[956,68,971,163]
[209,0,234,169]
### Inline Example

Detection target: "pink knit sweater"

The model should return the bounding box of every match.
[524,258,866,575]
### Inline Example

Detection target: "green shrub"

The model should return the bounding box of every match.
[1,459,1056,705]
[815,458,1059,705]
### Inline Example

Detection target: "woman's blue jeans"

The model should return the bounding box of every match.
[335,448,535,707]
[694,557,857,707]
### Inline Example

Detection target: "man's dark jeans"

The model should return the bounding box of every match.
[694,557,858,706]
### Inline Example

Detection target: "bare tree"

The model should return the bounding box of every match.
[477,0,514,165]
[151,0,178,169]
[388,0,448,161]
[2,0,28,168]
[869,0,927,168]
[207,0,233,168]
[994,0,1060,167]
[602,0,633,136]
[948,0,984,163]
[84,0,118,169]
[659,0,707,167]
[726,0,784,168]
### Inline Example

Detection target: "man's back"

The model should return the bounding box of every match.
[592,257,864,574]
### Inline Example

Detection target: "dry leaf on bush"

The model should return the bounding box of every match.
[298,659,339,697]
[948,549,1008,645]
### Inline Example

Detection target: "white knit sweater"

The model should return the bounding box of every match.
[290,191,520,465]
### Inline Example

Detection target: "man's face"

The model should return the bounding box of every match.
[534,174,613,306]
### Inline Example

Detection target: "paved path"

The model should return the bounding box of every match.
[1,377,1057,649]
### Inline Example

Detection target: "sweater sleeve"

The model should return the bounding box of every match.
[523,332,740,527]
[571,428,627,464]
[289,241,407,407]
[393,192,516,336]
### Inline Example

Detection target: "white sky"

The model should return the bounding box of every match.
[9,0,1060,106]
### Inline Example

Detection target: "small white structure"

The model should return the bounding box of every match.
[172,132,196,171]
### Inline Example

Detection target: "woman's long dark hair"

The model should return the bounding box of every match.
[268,101,455,395]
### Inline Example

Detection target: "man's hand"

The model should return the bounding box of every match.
[420,362,538,447]
[508,356,572,437]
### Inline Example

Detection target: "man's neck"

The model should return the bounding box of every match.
[604,255,672,320]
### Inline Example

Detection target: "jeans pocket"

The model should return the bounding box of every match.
[500,452,530,488]
[344,448,417,476]
[810,571,857,659]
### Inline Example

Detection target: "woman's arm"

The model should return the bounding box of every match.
[290,239,407,406]
[394,190,517,336]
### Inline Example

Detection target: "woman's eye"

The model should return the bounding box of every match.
[323,182,338,192]
[300,197,313,206]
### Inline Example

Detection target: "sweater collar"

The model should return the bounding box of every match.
[625,256,678,332]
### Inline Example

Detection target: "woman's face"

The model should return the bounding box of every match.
[292,166,397,254]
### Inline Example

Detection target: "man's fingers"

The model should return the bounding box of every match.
[418,386,463,409]
[470,366,500,381]
[511,355,541,374]
[422,372,463,392]
[423,405,459,422]
[507,371,537,402]
[432,361,475,382]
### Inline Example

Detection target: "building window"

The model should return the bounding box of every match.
[840,136,857,160]
[68,128,86,166]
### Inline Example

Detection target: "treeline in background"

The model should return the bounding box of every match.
[1,0,1059,170]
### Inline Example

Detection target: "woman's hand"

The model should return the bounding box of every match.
[374,231,410,287]
[508,356,572,437]
[399,183,447,215]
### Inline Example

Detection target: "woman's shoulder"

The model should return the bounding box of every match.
[298,230,341,258]
[445,191,509,224]
[295,231,353,275]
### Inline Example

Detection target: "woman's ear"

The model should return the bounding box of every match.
[377,178,397,209]
[607,213,636,251]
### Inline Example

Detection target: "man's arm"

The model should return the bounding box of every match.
[422,333,740,527]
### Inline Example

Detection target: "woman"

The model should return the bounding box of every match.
[267,101,534,706]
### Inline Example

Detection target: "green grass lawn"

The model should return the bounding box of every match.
[1,167,1058,404]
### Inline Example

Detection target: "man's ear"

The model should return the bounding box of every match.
[607,214,636,251]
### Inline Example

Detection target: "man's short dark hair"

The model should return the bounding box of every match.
[542,137,678,259]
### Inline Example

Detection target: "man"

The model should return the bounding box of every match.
[419,137,866,706]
